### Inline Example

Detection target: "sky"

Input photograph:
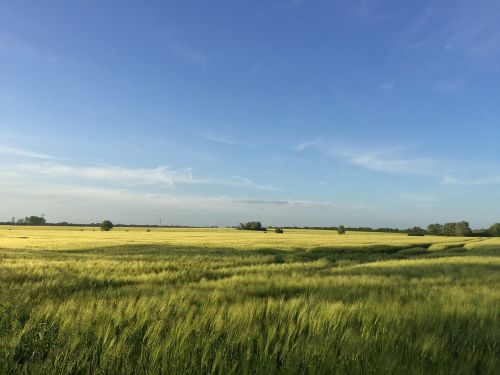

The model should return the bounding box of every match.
[1,0,500,228]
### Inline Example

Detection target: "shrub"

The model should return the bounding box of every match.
[427,223,443,235]
[100,220,114,231]
[274,228,284,234]
[238,221,267,231]
[407,227,425,236]
[337,225,346,235]
[489,223,500,237]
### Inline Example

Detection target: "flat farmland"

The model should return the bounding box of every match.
[0,226,499,374]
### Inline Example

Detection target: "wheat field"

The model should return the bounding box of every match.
[0,226,499,374]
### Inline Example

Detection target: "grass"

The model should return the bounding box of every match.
[0,226,499,374]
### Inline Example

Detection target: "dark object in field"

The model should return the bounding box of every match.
[101,220,114,231]
[147,229,150,232]
[237,221,267,231]
[337,225,346,235]
[275,228,284,234]
[407,226,425,236]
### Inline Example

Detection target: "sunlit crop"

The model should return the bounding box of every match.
[1,226,499,374]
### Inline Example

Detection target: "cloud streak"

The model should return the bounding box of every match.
[0,144,67,160]
[331,146,437,176]
[443,174,500,186]
[0,32,37,56]
[169,42,208,69]
[296,138,321,151]
[1,161,277,191]
[13,163,195,186]
[200,132,250,146]
[379,83,395,90]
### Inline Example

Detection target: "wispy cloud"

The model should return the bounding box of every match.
[296,138,321,151]
[224,176,277,191]
[402,0,500,64]
[0,31,62,63]
[379,83,395,90]
[0,181,377,226]
[232,198,378,210]
[233,199,290,205]
[169,42,208,69]
[399,193,440,203]
[287,0,304,9]
[407,40,430,49]
[0,144,67,160]
[392,193,441,210]
[0,179,372,214]
[113,140,143,152]
[331,146,437,176]
[434,79,464,92]
[444,1,500,57]
[0,161,276,191]
[200,132,250,146]
[12,163,195,186]
[0,32,37,56]
[350,0,394,23]
[443,174,500,186]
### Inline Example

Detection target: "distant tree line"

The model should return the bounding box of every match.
[7,216,47,226]
[407,227,425,236]
[237,221,267,231]
[425,221,500,237]
[1,217,218,229]
[405,222,500,237]
[3,216,500,238]
[281,226,404,233]
[426,222,473,236]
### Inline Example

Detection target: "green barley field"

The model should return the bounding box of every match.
[1,226,499,374]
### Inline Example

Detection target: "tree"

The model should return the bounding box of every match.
[337,225,346,235]
[24,216,46,226]
[443,223,456,236]
[238,221,266,231]
[489,223,500,237]
[407,226,425,236]
[101,220,114,231]
[427,223,443,235]
[442,222,472,237]
[455,221,472,237]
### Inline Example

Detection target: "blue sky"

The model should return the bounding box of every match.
[1,0,500,227]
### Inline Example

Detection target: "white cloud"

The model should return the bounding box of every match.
[169,42,208,69]
[228,176,277,191]
[0,32,37,56]
[407,41,430,49]
[379,83,395,90]
[296,138,321,151]
[0,182,376,226]
[0,161,277,191]
[332,147,437,175]
[200,132,250,146]
[287,0,304,9]
[443,174,500,186]
[12,163,194,186]
[0,144,67,160]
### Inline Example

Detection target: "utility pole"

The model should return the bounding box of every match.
[159,218,162,227]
